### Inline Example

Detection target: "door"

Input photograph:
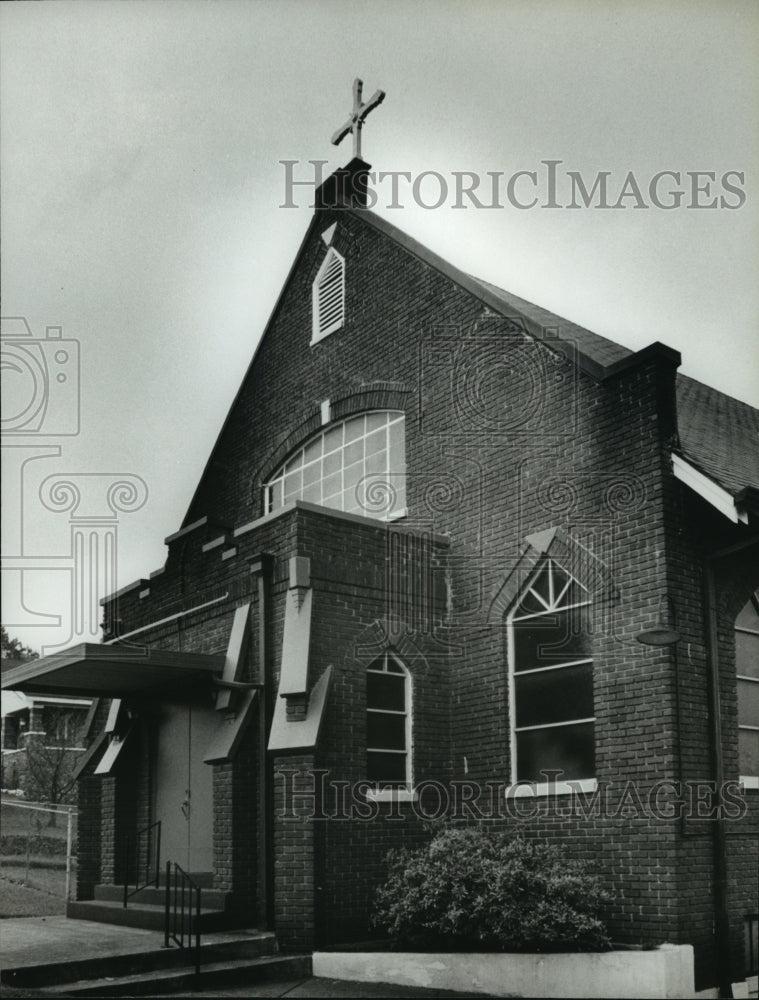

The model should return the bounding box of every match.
[152,702,216,874]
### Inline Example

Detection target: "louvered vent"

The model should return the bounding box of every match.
[312,248,345,343]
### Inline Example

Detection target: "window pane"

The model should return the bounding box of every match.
[283,471,301,501]
[301,482,321,504]
[344,415,365,443]
[514,609,592,669]
[736,596,759,632]
[393,478,407,511]
[342,489,362,514]
[559,580,587,608]
[344,439,364,466]
[738,678,759,728]
[323,450,341,475]
[736,631,759,680]
[365,412,387,433]
[322,471,342,499]
[343,460,363,491]
[517,722,595,782]
[516,591,548,617]
[384,657,405,675]
[739,728,759,777]
[303,460,322,486]
[367,671,405,711]
[303,438,322,464]
[367,751,407,784]
[515,662,593,728]
[268,480,282,511]
[365,449,388,475]
[323,425,343,452]
[367,712,406,750]
[388,420,404,463]
[530,567,551,605]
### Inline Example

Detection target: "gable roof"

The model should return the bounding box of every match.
[178,197,758,536]
[354,209,634,374]
[356,209,758,500]
[675,374,759,497]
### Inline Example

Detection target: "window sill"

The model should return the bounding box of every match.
[506,778,598,797]
[364,788,417,803]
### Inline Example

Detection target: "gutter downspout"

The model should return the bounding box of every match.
[704,535,759,999]
[249,553,274,930]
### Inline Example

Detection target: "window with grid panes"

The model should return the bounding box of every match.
[510,559,595,783]
[264,412,405,520]
[736,591,759,785]
[366,654,411,788]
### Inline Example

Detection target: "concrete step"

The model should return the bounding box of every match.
[67,898,243,933]
[2,929,278,989]
[66,954,310,997]
[45,954,312,996]
[95,883,231,910]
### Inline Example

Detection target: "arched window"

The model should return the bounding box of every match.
[312,247,345,343]
[264,411,406,520]
[736,591,759,787]
[509,559,594,786]
[366,653,411,789]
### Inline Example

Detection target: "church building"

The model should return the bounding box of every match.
[4,93,758,994]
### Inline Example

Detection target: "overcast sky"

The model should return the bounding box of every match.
[1,0,757,656]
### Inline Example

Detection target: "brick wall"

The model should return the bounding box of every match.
[91,203,757,975]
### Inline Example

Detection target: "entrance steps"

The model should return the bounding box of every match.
[2,928,312,996]
[67,881,240,932]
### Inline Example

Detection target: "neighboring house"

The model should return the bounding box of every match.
[1,659,91,803]
[3,158,757,993]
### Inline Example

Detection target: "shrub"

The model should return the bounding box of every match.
[372,828,612,952]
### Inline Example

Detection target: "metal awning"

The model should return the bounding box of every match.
[0,643,226,698]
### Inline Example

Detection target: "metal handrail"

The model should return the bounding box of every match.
[122,820,161,907]
[164,861,201,976]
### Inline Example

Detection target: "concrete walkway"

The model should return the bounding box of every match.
[0,918,499,998]
[1,916,163,969]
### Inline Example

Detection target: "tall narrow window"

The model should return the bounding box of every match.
[312,247,345,343]
[264,411,406,520]
[736,591,759,787]
[366,654,411,789]
[509,559,594,785]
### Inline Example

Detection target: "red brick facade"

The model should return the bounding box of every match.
[73,191,757,990]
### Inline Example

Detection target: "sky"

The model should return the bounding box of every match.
[1,0,757,657]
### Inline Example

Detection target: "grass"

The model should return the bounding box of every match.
[0,875,66,917]
[1,799,76,841]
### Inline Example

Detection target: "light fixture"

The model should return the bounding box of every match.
[636,594,680,647]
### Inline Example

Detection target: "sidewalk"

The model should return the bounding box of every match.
[0,918,501,998]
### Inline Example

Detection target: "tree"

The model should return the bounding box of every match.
[24,706,83,814]
[2,628,80,822]
[1,626,39,662]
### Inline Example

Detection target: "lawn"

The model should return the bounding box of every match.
[0,875,65,918]
[1,798,75,841]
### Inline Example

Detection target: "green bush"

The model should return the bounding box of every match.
[372,828,612,952]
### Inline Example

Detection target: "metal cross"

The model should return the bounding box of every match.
[331,78,386,160]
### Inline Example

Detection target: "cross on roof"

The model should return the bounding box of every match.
[331,78,385,160]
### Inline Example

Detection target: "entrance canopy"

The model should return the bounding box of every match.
[1,644,225,698]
